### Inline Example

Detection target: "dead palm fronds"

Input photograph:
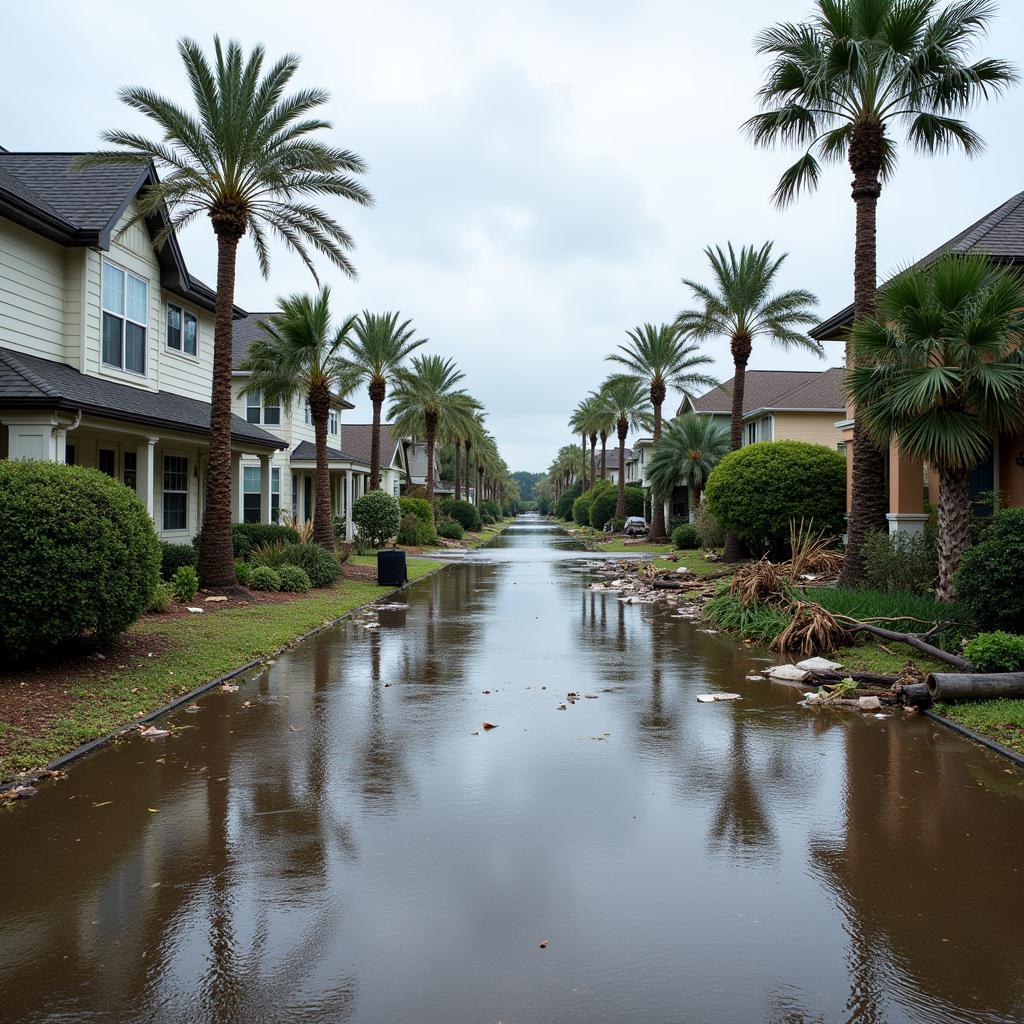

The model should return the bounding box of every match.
[786,517,844,578]
[773,599,846,655]
[729,558,789,607]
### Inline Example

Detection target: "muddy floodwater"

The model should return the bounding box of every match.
[2,516,1024,1023]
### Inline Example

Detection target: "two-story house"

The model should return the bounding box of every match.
[0,150,284,541]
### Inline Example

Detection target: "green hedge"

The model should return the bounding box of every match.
[0,461,160,660]
[705,441,846,557]
[573,493,593,526]
[282,543,340,588]
[160,541,197,581]
[399,496,438,544]
[963,631,1024,672]
[956,507,1024,629]
[440,498,482,532]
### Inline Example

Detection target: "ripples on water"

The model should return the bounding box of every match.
[2,515,1023,1023]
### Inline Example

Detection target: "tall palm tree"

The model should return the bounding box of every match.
[462,412,487,504]
[678,242,819,559]
[588,389,617,480]
[568,401,592,492]
[744,0,1016,586]
[240,289,357,549]
[575,393,609,490]
[80,37,372,587]
[845,254,1024,601]
[345,312,427,490]
[388,355,470,514]
[443,396,482,505]
[600,376,653,520]
[607,322,717,541]
[646,415,730,520]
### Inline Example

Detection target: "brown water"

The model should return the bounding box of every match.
[2,516,1024,1024]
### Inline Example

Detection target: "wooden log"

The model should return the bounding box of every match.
[894,682,932,707]
[807,670,900,686]
[838,620,973,670]
[926,672,1024,702]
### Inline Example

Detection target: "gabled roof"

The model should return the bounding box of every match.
[687,368,844,417]
[340,422,407,470]
[290,440,367,465]
[0,347,284,449]
[231,312,355,409]
[0,152,238,317]
[604,447,633,470]
[813,189,1024,340]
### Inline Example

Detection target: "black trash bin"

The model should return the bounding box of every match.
[377,548,408,586]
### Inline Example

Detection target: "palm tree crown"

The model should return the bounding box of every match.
[240,288,357,548]
[646,415,730,509]
[600,375,653,520]
[846,254,1024,600]
[345,312,427,489]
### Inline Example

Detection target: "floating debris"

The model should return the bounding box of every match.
[482,722,498,731]
[696,693,742,703]
[139,725,170,739]
[0,785,37,802]
[221,683,239,693]
[183,704,201,713]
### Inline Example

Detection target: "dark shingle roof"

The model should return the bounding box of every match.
[604,447,633,470]
[0,347,284,449]
[290,440,367,464]
[689,369,844,416]
[340,423,406,468]
[813,189,1024,340]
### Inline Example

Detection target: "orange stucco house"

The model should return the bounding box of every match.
[812,189,1024,534]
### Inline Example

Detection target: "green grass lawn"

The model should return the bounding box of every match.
[936,699,1024,757]
[585,535,723,575]
[1,556,443,779]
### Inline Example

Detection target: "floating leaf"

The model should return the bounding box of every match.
[482,722,498,731]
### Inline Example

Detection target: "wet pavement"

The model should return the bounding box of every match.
[2,515,1024,1023]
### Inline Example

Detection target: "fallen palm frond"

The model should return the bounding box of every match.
[729,558,790,607]
[773,599,846,656]
[787,518,844,579]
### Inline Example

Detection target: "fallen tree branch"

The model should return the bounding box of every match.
[836,618,973,671]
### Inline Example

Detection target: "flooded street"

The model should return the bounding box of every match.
[3,516,1024,1023]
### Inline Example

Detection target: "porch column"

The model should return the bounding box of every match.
[259,454,273,524]
[231,452,242,523]
[345,469,354,541]
[136,436,158,519]
[887,443,927,535]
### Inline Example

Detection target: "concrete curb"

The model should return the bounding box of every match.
[922,708,1024,769]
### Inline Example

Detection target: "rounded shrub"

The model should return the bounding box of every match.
[962,631,1024,672]
[171,565,199,602]
[555,483,581,521]
[353,490,402,547]
[283,543,340,588]
[956,507,1024,630]
[234,559,252,587]
[572,493,593,527]
[249,565,282,591]
[705,441,847,557]
[672,523,699,549]
[440,497,482,532]
[0,460,160,659]
[278,564,311,593]
[160,541,197,581]
[439,519,464,540]
[397,514,420,546]
[480,500,501,521]
[623,486,644,518]
[589,489,617,530]
[399,496,438,543]
[147,581,174,614]
[609,517,625,533]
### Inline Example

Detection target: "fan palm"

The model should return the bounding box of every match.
[646,415,730,517]
[345,313,427,490]
[240,288,358,549]
[607,322,717,540]
[600,377,653,519]
[388,355,470,513]
[79,37,372,586]
[846,254,1024,601]
[744,0,1016,586]
[678,242,819,558]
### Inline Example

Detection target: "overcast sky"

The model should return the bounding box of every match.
[4,1,1024,472]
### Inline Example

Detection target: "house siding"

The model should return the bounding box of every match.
[771,412,843,450]
[0,218,66,360]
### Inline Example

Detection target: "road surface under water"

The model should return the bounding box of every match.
[2,516,1023,1023]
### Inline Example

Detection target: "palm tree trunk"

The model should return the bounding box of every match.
[581,434,587,491]
[589,433,597,490]
[600,432,607,479]
[310,384,334,549]
[369,379,385,490]
[425,412,437,523]
[839,119,889,588]
[476,461,482,509]
[453,439,461,501]
[198,228,242,588]
[936,464,970,602]
[464,440,472,502]
[649,386,667,542]
[723,335,751,562]
[615,419,627,520]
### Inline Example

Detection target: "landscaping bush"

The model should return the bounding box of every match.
[480,500,501,521]
[441,498,482,532]
[0,461,160,659]
[232,522,300,558]
[963,632,1024,672]
[397,514,421,546]
[672,523,699,549]
[234,559,252,587]
[609,517,625,533]
[400,496,439,543]
[705,441,846,558]
[537,495,551,516]
[439,519,464,540]
[589,489,617,530]
[573,493,593,527]
[693,502,725,549]
[249,565,281,591]
[250,540,289,567]
[956,507,1024,630]
[171,565,199,602]
[160,541,197,581]
[555,483,582,521]
[861,529,937,596]
[278,564,312,593]
[353,490,402,547]
[623,486,644,518]
[282,542,340,588]
[147,581,174,614]
[482,513,496,525]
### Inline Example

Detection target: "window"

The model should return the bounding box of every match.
[291,473,298,519]
[167,304,198,356]
[98,448,116,478]
[304,403,312,426]
[329,408,338,435]
[245,389,281,426]
[264,397,280,426]
[271,468,281,522]
[65,443,76,466]
[163,455,188,530]
[243,466,261,523]
[246,390,262,424]
[102,262,147,374]
[123,451,137,491]
[745,422,757,446]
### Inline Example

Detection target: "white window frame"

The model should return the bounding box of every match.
[162,453,189,532]
[166,301,199,358]
[245,389,281,427]
[329,408,338,435]
[271,467,281,522]
[101,260,148,375]
[243,465,262,524]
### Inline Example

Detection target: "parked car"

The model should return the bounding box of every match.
[623,516,647,537]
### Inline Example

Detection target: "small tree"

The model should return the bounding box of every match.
[646,414,730,514]
[352,490,402,547]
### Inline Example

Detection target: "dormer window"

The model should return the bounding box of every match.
[102,262,147,374]
[167,303,198,356]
